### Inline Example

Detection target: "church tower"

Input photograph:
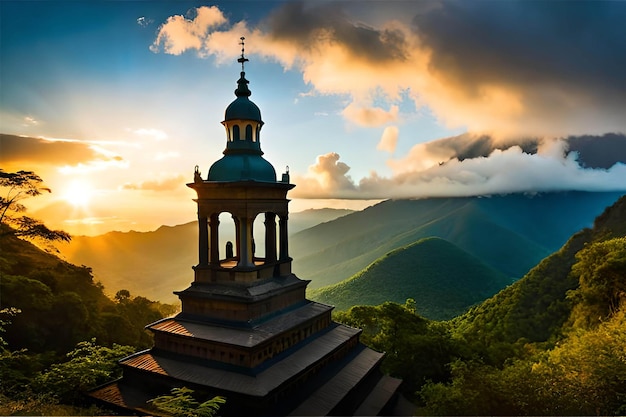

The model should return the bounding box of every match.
[89,39,401,416]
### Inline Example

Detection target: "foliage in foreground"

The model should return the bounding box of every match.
[0,337,133,415]
[0,169,70,245]
[148,387,226,417]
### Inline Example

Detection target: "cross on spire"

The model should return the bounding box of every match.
[237,36,249,71]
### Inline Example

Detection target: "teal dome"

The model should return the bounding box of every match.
[224,71,262,122]
[225,96,261,122]
[208,154,276,182]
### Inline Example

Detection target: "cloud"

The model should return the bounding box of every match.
[377,126,399,153]
[292,153,357,198]
[292,134,626,199]
[129,128,168,141]
[150,1,626,139]
[343,104,399,127]
[136,16,153,27]
[0,134,120,167]
[150,6,228,55]
[154,151,180,161]
[23,116,39,126]
[121,174,186,191]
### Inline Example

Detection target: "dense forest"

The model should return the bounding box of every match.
[0,227,177,414]
[1,169,624,415]
[335,195,626,415]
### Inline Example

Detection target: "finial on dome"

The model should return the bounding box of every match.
[237,36,249,72]
[234,37,251,98]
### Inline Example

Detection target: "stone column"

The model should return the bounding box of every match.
[237,216,255,267]
[279,213,289,261]
[264,212,277,262]
[209,213,220,265]
[198,215,208,266]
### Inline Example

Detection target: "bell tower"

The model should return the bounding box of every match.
[89,38,401,416]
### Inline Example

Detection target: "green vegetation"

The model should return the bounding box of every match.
[148,387,226,417]
[0,230,176,353]
[0,169,70,246]
[2,170,624,415]
[0,174,177,414]
[332,195,626,415]
[292,191,623,289]
[311,237,511,320]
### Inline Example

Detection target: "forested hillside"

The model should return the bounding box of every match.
[292,191,623,289]
[310,237,511,320]
[334,195,626,415]
[452,193,626,347]
[0,228,176,352]
[0,227,177,414]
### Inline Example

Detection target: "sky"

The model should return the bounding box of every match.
[1,0,626,236]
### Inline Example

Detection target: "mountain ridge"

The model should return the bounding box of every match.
[310,236,512,320]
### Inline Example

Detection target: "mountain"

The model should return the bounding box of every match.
[310,237,511,320]
[59,192,622,303]
[452,194,626,346]
[291,191,624,290]
[58,208,352,302]
[0,226,174,353]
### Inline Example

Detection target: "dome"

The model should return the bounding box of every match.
[208,154,276,182]
[224,71,262,123]
[225,96,262,122]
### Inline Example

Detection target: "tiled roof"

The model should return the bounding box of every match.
[178,274,306,301]
[121,323,362,397]
[148,301,332,348]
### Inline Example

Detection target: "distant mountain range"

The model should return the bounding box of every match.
[59,191,623,307]
[292,191,624,291]
[58,208,352,302]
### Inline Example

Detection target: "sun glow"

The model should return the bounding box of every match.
[61,179,94,208]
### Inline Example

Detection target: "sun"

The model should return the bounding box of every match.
[61,179,94,208]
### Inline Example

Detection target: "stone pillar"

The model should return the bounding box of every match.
[279,214,289,261]
[198,215,208,266]
[264,212,277,262]
[209,213,220,265]
[237,216,255,267]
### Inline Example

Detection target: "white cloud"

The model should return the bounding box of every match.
[136,16,153,27]
[292,141,626,199]
[150,6,228,55]
[342,104,399,127]
[377,126,399,153]
[129,128,168,141]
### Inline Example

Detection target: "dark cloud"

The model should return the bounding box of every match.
[0,134,104,165]
[412,1,626,104]
[265,2,407,63]
[422,133,626,170]
[424,134,539,162]
[567,133,626,169]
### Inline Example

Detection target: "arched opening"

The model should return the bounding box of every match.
[217,212,237,268]
[245,124,253,141]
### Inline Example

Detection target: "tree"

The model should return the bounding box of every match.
[32,339,135,404]
[568,237,626,329]
[0,169,70,244]
[148,387,226,417]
